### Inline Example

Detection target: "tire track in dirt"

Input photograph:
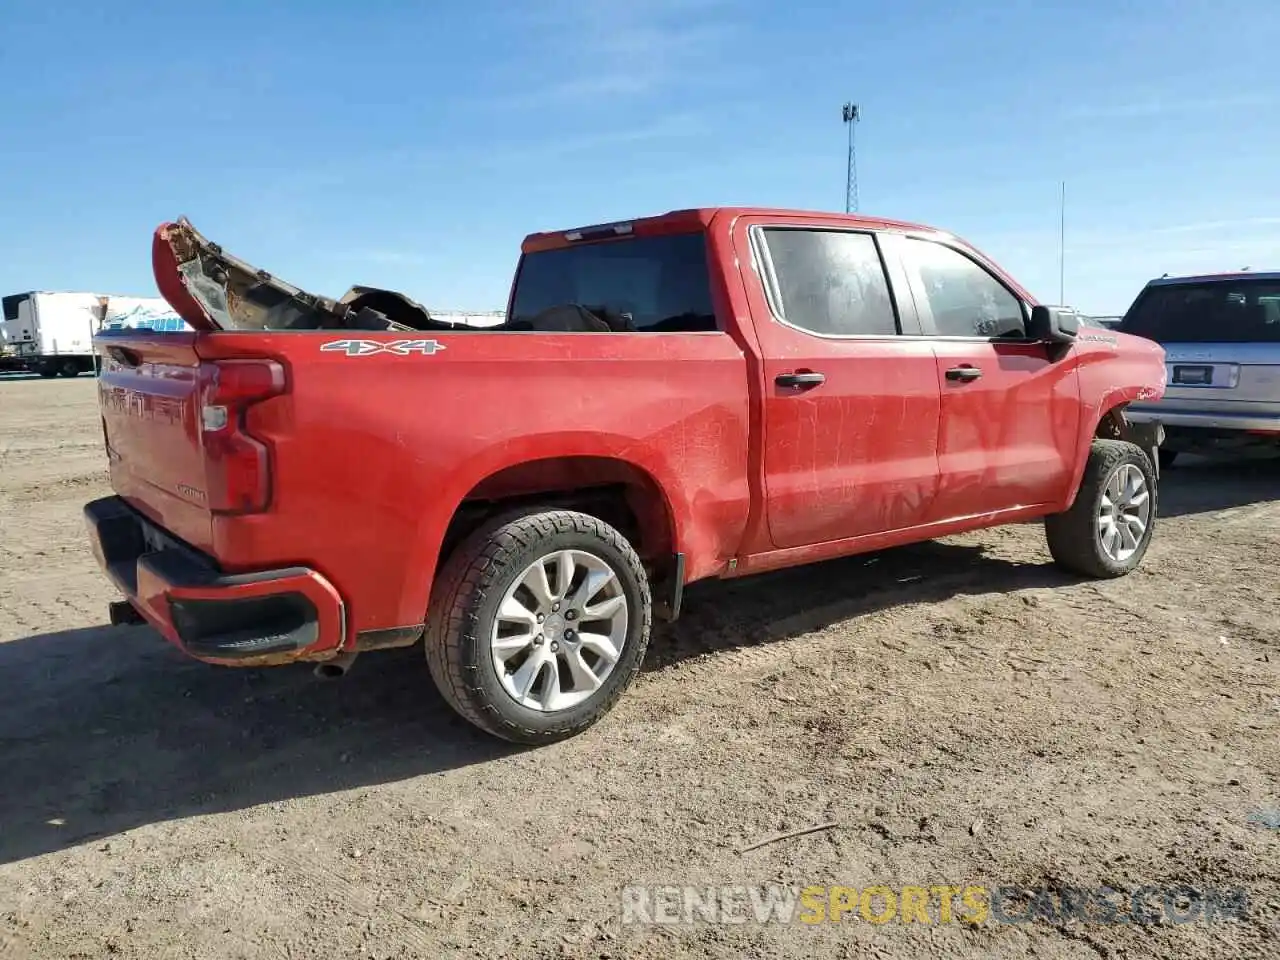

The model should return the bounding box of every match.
[5,471,108,505]
[643,543,1060,689]
[248,843,440,958]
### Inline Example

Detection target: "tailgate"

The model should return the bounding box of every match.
[1160,342,1280,414]
[96,214,417,555]
[95,215,461,558]
[97,332,214,551]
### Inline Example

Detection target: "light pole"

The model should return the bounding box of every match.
[842,102,860,213]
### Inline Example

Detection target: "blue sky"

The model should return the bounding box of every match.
[2,0,1276,315]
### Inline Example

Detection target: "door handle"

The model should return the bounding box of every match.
[775,371,826,389]
[945,366,982,383]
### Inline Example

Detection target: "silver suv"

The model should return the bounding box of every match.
[1119,271,1280,467]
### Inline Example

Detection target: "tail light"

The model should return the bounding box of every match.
[198,359,286,513]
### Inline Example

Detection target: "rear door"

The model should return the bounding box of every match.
[1118,276,1280,423]
[735,218,941,550]
[897,236,1081,523]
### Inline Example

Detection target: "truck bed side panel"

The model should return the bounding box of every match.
[195,330,753,634]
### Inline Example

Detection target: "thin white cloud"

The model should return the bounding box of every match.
[414,111,709,169]
[344,249,428,266]
[247,109,708,199]
[1078,220,1280,255]
[1139,217,1280,236]
[982,218,1280,254]
[1065,92,1275,120]
[506,112,707,158]
[480,0,739,107]
[975,216,1280,312]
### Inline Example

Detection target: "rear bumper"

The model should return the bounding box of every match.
[84,496,347,665]
[1125,405,1280,433]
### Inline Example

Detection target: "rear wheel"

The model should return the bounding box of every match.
[424,509,651,744]
[58,359,80,378]
[1045,439,1157,578]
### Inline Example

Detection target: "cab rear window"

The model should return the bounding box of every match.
[1120,279,1280,343]
[510,233,718,333]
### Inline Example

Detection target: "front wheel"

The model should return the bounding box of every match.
[1045,439,1157,578]
[424,509,652,745]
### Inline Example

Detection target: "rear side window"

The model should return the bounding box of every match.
[760,229,898,336]
[1119,280,1280,343]
[509,233,718,332]
[903,238,1025,338]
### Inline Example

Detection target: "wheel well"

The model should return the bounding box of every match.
[436,457,677,579]
[1095,407,1125,440]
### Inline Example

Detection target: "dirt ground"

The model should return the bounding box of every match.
[0,374,1276,960]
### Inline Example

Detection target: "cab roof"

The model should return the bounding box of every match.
[1147,270,1280,286]
[520,207,945,253]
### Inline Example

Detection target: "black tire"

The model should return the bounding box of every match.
[37,367,57,379]
[424,509,652,745]
[1045,439,1157,578]
[58,360,80,378]
[1158,448,1178,469]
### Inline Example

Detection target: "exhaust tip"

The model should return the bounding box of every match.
[313,652,357,680]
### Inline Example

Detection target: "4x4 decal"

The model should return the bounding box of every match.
[320,339,446,357]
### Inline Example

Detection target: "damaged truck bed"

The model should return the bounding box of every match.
[154,218,465,333]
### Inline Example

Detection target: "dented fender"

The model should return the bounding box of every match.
[1061,333,1168,504]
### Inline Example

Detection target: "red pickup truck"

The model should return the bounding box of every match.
[85,208,1167,744]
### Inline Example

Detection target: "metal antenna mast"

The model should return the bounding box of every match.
[1058,180,1066,304]
[842,102,860,213]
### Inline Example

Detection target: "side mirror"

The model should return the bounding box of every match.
[1028,304,1080,344]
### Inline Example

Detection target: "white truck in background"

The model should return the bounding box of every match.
[0,291,188,377]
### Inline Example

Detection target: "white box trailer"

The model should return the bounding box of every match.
[431,309,507,328]
[0,291,188,377]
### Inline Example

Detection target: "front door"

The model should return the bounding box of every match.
[897,236,1081,523]
[735,219,943,550]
